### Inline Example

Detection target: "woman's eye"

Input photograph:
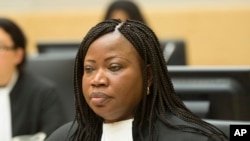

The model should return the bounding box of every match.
[84,66,94,73]
[109,64,122,72]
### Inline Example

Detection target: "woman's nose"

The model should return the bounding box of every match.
[90,69,108,87]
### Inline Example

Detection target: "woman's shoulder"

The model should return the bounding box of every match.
[155,115,226,141]
[46,121,78,141]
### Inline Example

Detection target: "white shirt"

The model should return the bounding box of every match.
[101,118,133,141]
[0,72,18,141]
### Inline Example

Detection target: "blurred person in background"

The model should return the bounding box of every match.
[0,17,67,140]
[103,0,147,24]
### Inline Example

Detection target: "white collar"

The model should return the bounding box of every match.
[102,118,134,141]
[0,71,18,140]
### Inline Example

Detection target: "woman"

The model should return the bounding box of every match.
[103,0,147,24]
[46,19,228,141]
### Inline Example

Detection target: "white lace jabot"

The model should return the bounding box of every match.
[101,118,133,141]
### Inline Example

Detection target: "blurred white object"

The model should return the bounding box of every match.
[163,42,175,63]
[12,132,46,141]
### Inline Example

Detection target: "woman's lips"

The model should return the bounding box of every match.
[90,92,111,106]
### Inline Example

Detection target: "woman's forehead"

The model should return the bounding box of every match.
[85,31,143,64]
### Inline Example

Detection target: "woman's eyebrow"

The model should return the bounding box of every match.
[84,56,131,64]
[84,59,96,63]
[104,56,131,63]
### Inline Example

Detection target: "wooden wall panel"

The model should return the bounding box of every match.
[1,7,250,65]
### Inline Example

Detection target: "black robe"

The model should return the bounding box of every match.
[10,70,67,138]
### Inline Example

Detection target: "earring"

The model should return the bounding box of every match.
[147,86,150,95]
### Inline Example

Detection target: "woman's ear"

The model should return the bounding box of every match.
[147,64,153,86]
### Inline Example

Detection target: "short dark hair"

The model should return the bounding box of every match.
[0,17,27,70]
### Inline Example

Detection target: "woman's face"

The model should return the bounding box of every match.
[109,9,129,22]
[82,30,144,123]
